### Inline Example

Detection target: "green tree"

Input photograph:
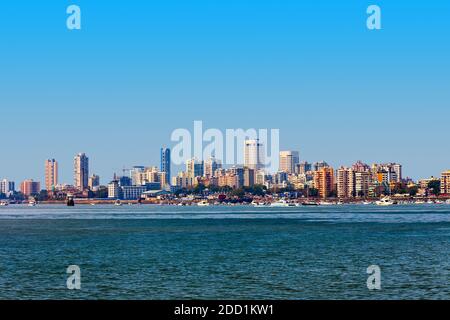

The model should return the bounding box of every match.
[428,180,441,196]
[408,186,418,196]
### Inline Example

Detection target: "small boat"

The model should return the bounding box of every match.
[362,201,372,205]
[445,199,450,204]
[270,200,289,207]
[415,200,425,204]
[114,200,122,206]
[28,201,36,207]
[375,197,395,206]
[319,201,333,206]
[302,201,319,206]
[197,200,210,206]
[66,194,75,206]
[0,201,9,206]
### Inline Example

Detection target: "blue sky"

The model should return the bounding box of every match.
[0,0,449,184]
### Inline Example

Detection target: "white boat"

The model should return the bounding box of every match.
[0,201,8,206]
[415,200,425,204]
[197,200,210,206]
[114,200,122,206]
[270,200,289,207]
[28,201,36,207]
[375,197,395,206]
[446,200,450,204]
[362,201,372,205]
[319,201,334,206]
[252,201,269,207]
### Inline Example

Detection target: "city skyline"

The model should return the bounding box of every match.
[1,143,448,192]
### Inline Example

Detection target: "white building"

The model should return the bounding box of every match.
[108,180,121,199]
[0,179,15,196]
[121,186,146,200]
[244,139,264,170]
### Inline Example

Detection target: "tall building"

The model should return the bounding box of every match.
[44,159,58,191]
[160,148,171,184]
[204,157,222,177]
[88,174,100,189]
[313,167,335,198]
[355,172,372,197]
[392,163,402,182]
[244,139,264,170]
[441,170,450,195]
[130,166,145,186]
[20,179,41,196]
[296,161,312,175]
[337,167,355,198]
[74,153,89,191]
[279,151,299,174]
[0,179,15,196]
[186,158,204,178]
[243,167,255,187]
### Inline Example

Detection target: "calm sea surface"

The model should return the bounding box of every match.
[0,204,449,300]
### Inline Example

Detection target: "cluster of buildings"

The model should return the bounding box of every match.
[1,141,450,200]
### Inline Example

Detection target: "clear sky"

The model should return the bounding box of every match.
[1,0,449,184]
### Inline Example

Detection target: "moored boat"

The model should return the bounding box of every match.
[375,197,395,206]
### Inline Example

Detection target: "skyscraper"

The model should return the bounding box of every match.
[279,151,299,174]
[186,158,204,178]
[74,153,89,191]
[204,157,222,177]
[44,159,58,191]
[244,139,264,171]
[160,148,171,184]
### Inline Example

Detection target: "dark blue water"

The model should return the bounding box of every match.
[0,204,449,299]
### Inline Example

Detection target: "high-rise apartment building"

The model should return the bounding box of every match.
[160,148,171,184]
[337,167,355,198]
[279,151,299,174]
[0,179,15,196]
[74,153,89,191]
[88,174,100,189]
[186,158,204,178]
[313,167,335,198]
[20,179,41,196]
[45,159,58,191]
[441,170,450,195]
[204,157,222,177]
[296,161,312,175]
[244,139,264,170]
[243,167,255,187]
[355,171,372,197]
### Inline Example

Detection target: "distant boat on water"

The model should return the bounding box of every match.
[375,197,396,206]
[66,195,75,206]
